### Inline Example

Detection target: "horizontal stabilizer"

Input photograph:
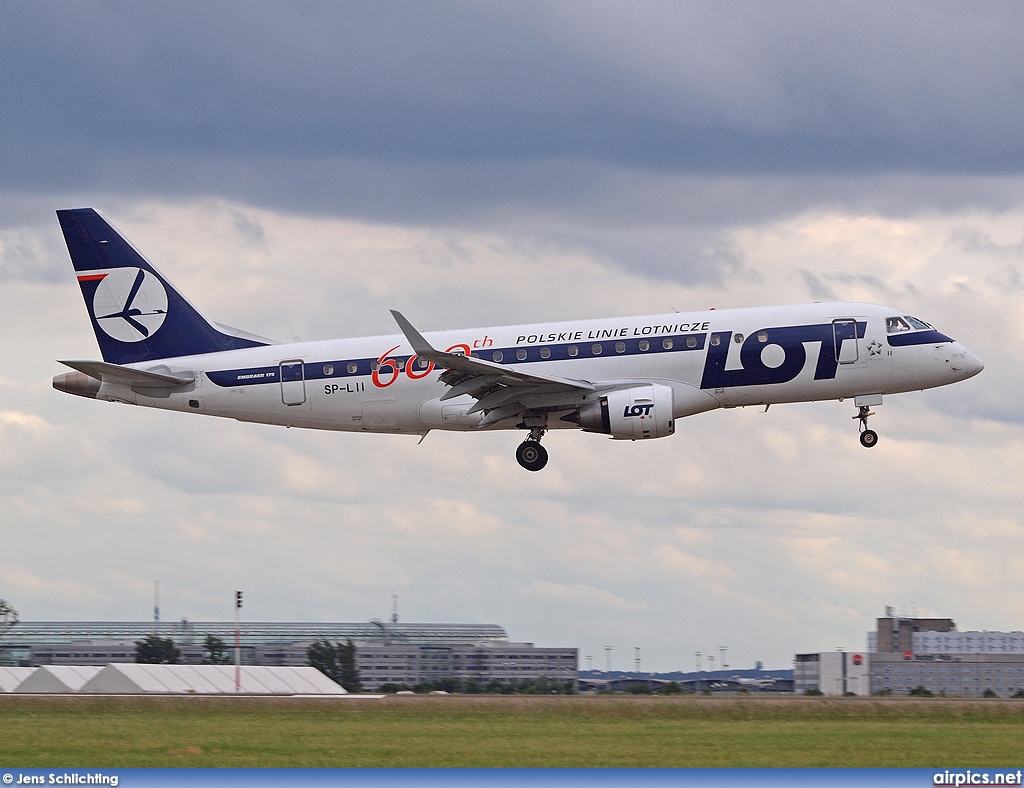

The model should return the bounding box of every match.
[58,360,195,389]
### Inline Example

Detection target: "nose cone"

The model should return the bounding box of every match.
[951,346,984,380]
[965,351,984,378]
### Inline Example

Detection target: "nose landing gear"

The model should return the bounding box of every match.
[854,405,878,448]
[516,428,548,471]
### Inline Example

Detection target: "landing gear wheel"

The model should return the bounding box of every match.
[853,404,879,448]
[516,440,548,471]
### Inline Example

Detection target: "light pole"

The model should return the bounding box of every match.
[604,646,612,673]
[234,590,243,692]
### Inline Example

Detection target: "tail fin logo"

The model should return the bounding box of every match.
[88,267,169,343]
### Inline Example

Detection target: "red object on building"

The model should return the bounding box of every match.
[904,650,913,660]
[852,653,862,665]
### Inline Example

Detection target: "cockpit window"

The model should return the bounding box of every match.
[904,316,932,330]
[886,316,910,333]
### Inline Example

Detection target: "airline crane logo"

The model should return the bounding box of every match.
[82,267,169,343]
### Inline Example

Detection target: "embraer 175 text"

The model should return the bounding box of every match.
[52,209,984,471]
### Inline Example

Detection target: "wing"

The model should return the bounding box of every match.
[391,311,596,427]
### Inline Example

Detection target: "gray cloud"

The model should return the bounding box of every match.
[3,2,1024,224]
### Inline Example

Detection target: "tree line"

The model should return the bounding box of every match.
[133,634,231,665]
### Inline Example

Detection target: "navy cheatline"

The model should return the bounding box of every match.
[205,333,708,388]
[57,209,268,365]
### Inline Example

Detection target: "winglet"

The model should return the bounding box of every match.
[390,310,440,358]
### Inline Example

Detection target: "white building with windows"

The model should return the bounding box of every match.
[869,652,1024,697]
[793,651,870,695]
[258,639,578,689]
[912,631,1024,655]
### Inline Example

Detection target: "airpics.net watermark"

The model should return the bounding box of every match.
[2,775,118,787]
[935,770,1023,786]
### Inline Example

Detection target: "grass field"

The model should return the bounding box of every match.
[2,695,1023,768]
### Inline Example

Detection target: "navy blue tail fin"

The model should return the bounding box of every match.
[57,208,269,364]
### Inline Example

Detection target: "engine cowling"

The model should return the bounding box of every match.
[577,384,675,440]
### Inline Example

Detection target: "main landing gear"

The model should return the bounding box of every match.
[516,428,548,471]
[854,405,878,448]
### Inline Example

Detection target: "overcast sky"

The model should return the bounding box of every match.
[2,2,1023,672]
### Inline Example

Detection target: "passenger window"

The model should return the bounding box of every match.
[492,351,503,362]
[886,316,910,333]
[568,345,578,357]
[686,336,697,348]
[638,340,649,351]
[614,342,625,353]
[540,347,551,359]
[516,349,527,361]
[370,361,380,371]
[591,344,603,355]
[662,338,673,350]
[323,364,334,376]
[347,362,358,374]
[710,335,721,346]
[757,331,768,343]
[734,333,744,343]
[417,357,428,369]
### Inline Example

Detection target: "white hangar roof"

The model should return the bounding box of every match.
[0,667,36,692]
[16,665,102,693]
[79,664,348,695]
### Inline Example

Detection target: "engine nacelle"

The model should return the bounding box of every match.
[578,384,675,440]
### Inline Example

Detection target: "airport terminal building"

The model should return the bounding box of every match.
[0,620,578,690]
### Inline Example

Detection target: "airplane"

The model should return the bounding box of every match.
[51,208,985,471]
[734,676,780,689]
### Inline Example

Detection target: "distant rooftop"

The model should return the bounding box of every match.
[2,621,509,647]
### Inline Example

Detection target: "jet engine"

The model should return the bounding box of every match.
[573,384,675,440]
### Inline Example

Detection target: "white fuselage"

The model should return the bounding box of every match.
[86,302,983,437]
